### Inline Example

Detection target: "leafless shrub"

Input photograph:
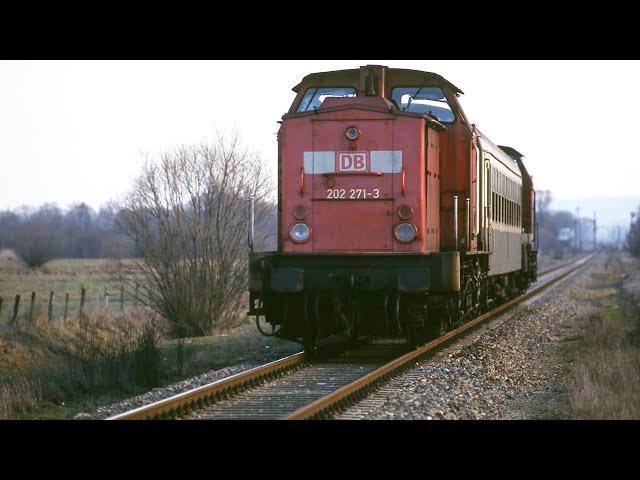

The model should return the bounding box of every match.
[114,132,272,337]
[12,220,63,268]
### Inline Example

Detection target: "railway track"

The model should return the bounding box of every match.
[108,254,593,420]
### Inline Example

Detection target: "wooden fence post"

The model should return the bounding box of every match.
[48,291,54,322]
[63,291,69,321]
[79,287,86,318]
[29,291,36,322]
[11,294,20,325]
[104,286,109,308]
[120,285,124,311]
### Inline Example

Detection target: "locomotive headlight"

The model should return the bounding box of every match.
[345,126,360,141]
[290,223,310,243]
[394,223,416,243]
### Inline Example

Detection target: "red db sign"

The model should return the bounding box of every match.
[337,152,368,173]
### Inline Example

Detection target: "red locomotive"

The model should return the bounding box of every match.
[248,65,537,353]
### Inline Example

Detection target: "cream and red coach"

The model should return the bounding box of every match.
[248,65,537,351]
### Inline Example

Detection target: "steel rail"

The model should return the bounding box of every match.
[108,254,591,420]
[107,352,305,420]
[537,254,586,277]
[286,253,595,419]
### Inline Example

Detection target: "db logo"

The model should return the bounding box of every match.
[337,152,368,173]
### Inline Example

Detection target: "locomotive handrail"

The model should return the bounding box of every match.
[453,195,459,249]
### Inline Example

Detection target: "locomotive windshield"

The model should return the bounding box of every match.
[391,86,455,123]
[297,87,357,112]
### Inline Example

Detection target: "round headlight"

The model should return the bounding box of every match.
[398,205,414,220]
[345,126,360,141]
[293,205,306,220]
[394,223,416,243]
[290,223,310,243]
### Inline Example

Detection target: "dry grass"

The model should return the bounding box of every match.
[0,306,162,419]
[567,254,640,419]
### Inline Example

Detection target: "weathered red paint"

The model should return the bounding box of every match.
[279,96,442,253]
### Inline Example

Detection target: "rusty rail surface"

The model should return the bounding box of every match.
[107,352,304,420]
[109,254,592,420]
[286,253,594,419]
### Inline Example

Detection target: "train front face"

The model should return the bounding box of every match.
[249,66,458,347]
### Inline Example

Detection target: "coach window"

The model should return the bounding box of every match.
[296,87,357,112]
[492,192,496,221]
[391,87,455,123]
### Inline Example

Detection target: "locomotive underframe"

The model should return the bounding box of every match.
[248,248,537,350]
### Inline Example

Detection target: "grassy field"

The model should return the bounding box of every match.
[0,255,142,325]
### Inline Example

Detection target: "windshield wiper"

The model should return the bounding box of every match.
[404,85,426,112]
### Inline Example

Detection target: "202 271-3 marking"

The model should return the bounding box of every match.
[326,188,380,199]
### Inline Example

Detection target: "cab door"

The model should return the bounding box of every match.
[308,119,396,251]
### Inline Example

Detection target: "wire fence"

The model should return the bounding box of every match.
[0,283,153,326]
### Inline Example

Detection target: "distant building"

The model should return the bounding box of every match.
[558,227,573,244]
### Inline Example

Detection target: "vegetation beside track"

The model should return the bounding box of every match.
[0,311,298,419]
[0,255,299,419]
[562,252,640,419]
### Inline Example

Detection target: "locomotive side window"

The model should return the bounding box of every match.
[391,87,455,123]
[297,87,357,112]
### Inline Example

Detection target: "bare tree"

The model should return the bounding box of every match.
[12,218,63,268]
[114,133,273,337]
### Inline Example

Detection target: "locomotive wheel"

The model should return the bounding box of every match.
[426,305,449,340]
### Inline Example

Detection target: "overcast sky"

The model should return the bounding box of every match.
[1,60,638,219]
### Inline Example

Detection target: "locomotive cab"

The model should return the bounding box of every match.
[248,65,536,353]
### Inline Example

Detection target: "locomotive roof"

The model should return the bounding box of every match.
[292,66,464,96]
